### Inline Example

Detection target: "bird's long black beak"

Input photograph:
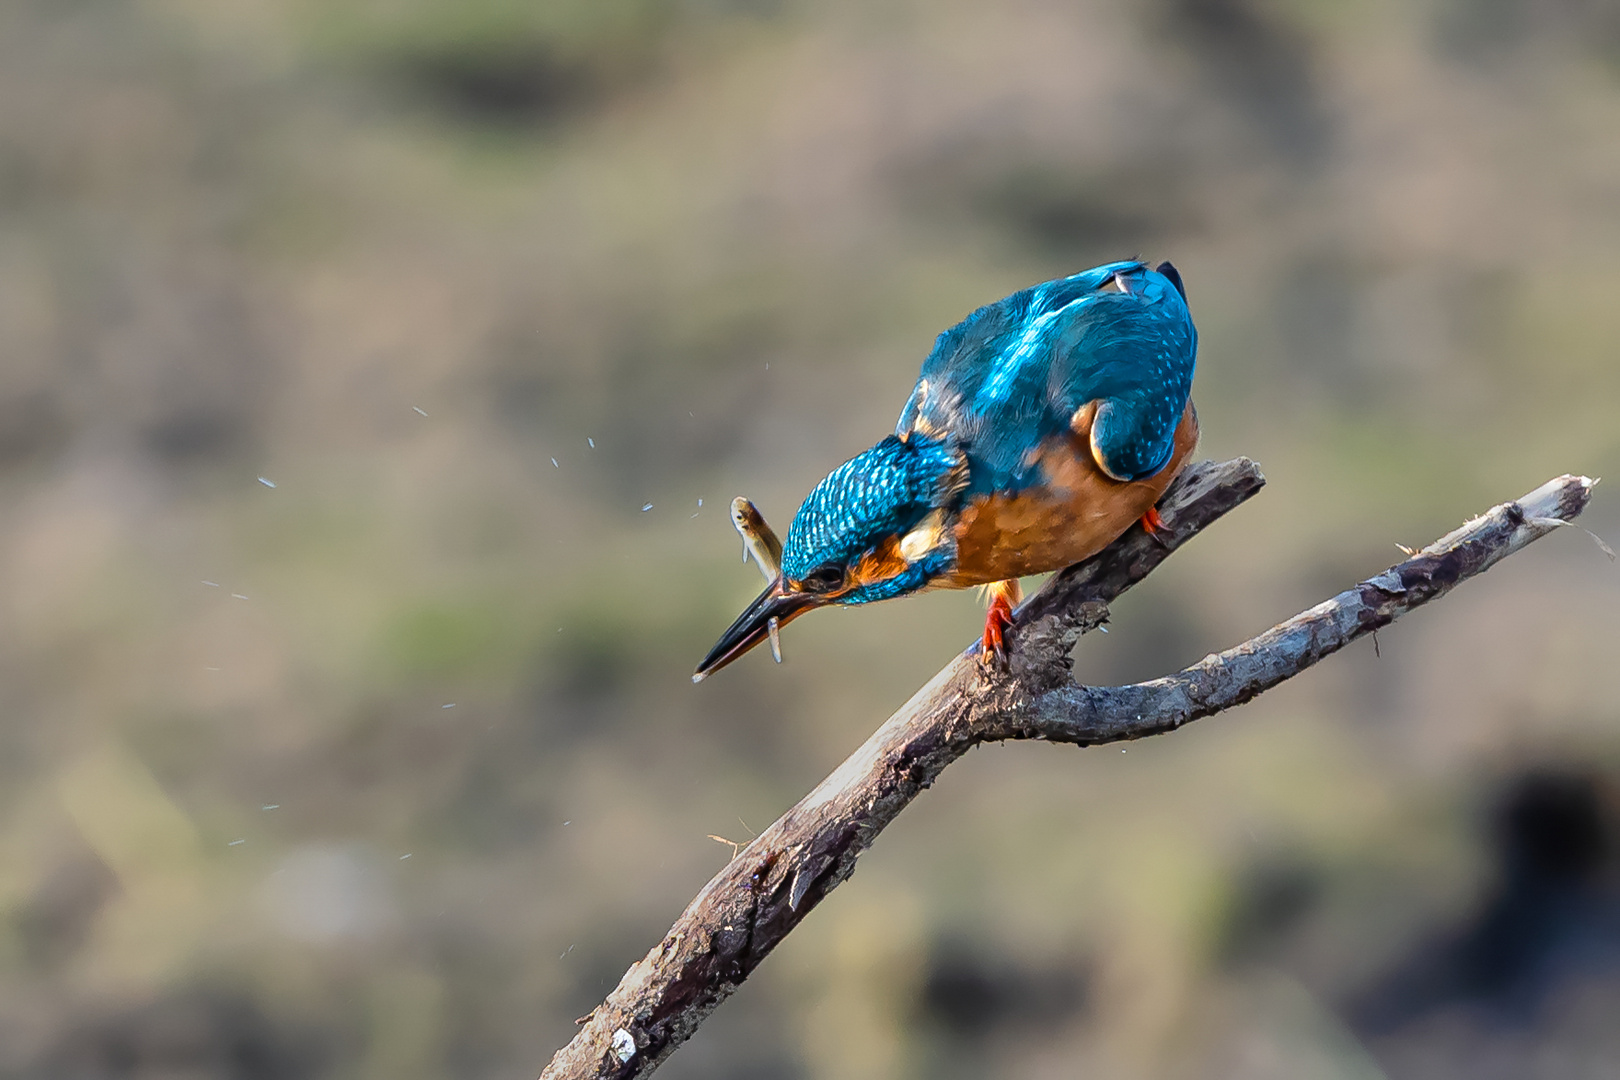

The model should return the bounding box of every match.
[693,580,817,682]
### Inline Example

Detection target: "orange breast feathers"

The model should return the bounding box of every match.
[947,400,1200,587]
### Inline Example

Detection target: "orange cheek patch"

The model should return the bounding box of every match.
[846,537,909,593]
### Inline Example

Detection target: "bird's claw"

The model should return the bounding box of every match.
[979,593,1016,664]
[1140,504,1168,545]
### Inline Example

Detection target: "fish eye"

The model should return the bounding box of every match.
[802,565,845,593]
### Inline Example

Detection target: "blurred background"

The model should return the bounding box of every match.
[2,1,1620,1077]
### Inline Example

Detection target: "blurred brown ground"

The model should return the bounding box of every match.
[2,1,1619,1078]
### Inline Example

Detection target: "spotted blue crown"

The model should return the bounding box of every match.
[780,434,961,602]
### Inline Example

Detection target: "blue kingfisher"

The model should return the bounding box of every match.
[696,259,1197,681]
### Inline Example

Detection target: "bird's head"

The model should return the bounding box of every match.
[694,434,967,680]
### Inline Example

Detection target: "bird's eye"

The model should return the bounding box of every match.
[803,566,845,593]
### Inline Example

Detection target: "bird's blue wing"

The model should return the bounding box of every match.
[1048,264,1196,480]
[895,261,1136,475]
[897,261,1195,487]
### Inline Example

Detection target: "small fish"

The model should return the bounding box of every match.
[730,497,783,582]
[588,438,595,448]
[257,477,276,489]
[641,503,653,512]
[413,406,428,417]
[733,497,786,665]
[551,458,559,468]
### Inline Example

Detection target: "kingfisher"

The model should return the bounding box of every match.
[694,259,1198,682]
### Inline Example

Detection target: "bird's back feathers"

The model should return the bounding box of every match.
[896,260,1196,490]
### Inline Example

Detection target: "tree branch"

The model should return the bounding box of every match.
[541,462,1596,1080]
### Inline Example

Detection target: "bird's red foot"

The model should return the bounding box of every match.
[1140,504,1167,542]
[982,598,1013,658]
[980,579,1023,660]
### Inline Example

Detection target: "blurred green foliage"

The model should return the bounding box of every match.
[0,1,1618,1078]
[298,0,676,123]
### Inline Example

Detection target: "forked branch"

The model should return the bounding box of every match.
[542,460,1597,1079]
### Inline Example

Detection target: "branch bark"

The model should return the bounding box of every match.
[541,461,1597,1079]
